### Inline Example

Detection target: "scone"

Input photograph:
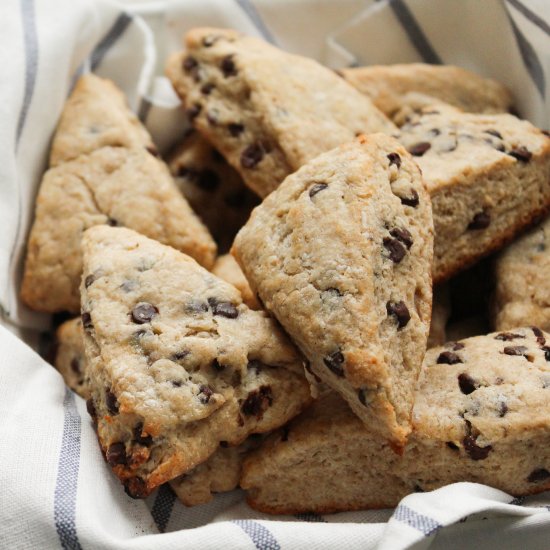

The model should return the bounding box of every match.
[166,27,396,197]
[81,226,311,498]
[55,317,89,399]
[241,328,550,514]
[494,215,550,331]
[212,254,260,310]
[49,73,155,166]
[339,64,513,122]
[167,130,259,252]
[21,144,216,313]
[397,105,550,282]
[170,435,262,506]
[233,135,434,448]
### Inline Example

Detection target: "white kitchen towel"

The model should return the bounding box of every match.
[1,0,550,548]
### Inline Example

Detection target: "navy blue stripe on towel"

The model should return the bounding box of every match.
[506,10,546,96]
[54,389,83,550]
[151,484,176,533]
[506,0,550,36]
[232,519,281,550]
[90,13,133,71]
[234,0,277,44]
[388,0,442,64]
[393,504,442,536]
[16,0,39,146]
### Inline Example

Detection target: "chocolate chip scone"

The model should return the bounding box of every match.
[339,64,513,123]
[233,135,434,448]
[166,27,396,197]
[241,328,550,514]
[494,215,550,331]
[55,317,89,399]
[50,74,154,166]
[81,226,311,498]
[170,435,263,506]
[167,129,259,252]
[21,145,216,313]
[212,254,260,310]
[397,105,550,282]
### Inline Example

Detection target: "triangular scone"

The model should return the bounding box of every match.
[166,28,396,197]
[242,328,550,514]
[50,74,154,166]
[233,135,434,448]
[339,64,512,122]
[81,226,311,498]
[397,105,550,282]
[21,146,216,313]
[167,129,258,252]
[494,215,550,331]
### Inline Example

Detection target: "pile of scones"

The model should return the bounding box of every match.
[21,28,550,513]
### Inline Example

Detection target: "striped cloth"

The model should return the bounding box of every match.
[1,1,549,548]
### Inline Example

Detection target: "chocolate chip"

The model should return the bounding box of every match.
[408,142,431,156]
[220,440,229,448]
[200,83,215,95]
[458,373,477,394]
[240,143,264,168]
[124,477,148,499]
[172,350,189,361]
[413,485,424,493]
[484,129,503,139]
[208,298,239,318]
[386,301,411,329]
[527,468,550,483]
[532,326,546,345]
[358,389,369,406]
[106,442,127,466]
[498,401,508,417]
[383,237,407,263]
[186,103,202,120]
[133,423,153,446]
[220,55,237,77]
[171,380,182,387]
[508,146,532,162]
[400,189,419,208]
[503,345,529,358]
[446,441,459,451]
[309,183,328,198]
[197,170,220,191]
[84,274,95,288]
[467,211,491,230]
[131,302,158,324]
[323,351,345,377]
[105,389,119,414]
[541,346,550,361]
[437,351,463,365]
[241,385,273,417]
[107,217,119,227]
[463,435,492,460]
[199,385,214,404]
[212,359,225,372]
[228,122,245,137]
[183,56,198,72]
[451,342,465,351]
[495,332,525,341]
[86,398,96,419]
[81,312,93,331]
[387,152,401,168]
[389,227,413,249]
